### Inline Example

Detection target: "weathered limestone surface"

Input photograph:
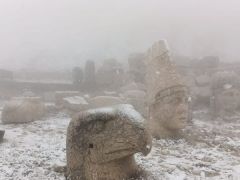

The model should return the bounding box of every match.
[66,104,152,180]
[1,97,45,124]
[145,40,189,138]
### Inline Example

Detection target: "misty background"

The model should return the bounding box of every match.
[0,0,240,70]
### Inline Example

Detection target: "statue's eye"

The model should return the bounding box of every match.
[89,144,94,148]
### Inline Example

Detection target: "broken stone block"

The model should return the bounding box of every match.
[88,96,124,109]
[66,104,152,180]
[62,96,89,112]
[145,40,189,138]
[1,97,45,124]
[55,91,81,106]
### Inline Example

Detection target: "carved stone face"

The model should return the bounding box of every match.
[151,91,189,132]
[88,118,151,164]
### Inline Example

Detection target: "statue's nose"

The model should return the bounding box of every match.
[176,103,188,114]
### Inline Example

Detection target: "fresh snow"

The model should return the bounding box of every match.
[1,109,240,180]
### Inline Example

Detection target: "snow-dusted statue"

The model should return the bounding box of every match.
[66,104,152,180]
[145,40,190,138]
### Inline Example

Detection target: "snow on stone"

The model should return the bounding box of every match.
[1,107,240,179]
[63,96,88,105]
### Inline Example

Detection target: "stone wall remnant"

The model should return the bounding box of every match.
[66,104,152,180]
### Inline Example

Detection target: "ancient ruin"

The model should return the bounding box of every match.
[1,97,45,124]
[145,40,190,138]
[66,104,152,180]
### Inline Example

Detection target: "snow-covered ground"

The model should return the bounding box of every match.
[1,109,240,180]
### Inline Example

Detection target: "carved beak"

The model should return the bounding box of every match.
[140,129,152,156]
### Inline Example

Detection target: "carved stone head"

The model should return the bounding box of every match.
[145,40,190,138]
[149,85,190,138]
[66,104,152,180]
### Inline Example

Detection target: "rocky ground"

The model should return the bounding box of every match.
[1,108,240,180]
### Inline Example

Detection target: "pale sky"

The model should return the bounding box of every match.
[0,0,240,70]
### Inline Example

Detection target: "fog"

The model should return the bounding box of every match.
[0,0,240,70]
[2,1,240,179]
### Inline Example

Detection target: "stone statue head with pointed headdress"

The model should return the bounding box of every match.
[145,40,190,138]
